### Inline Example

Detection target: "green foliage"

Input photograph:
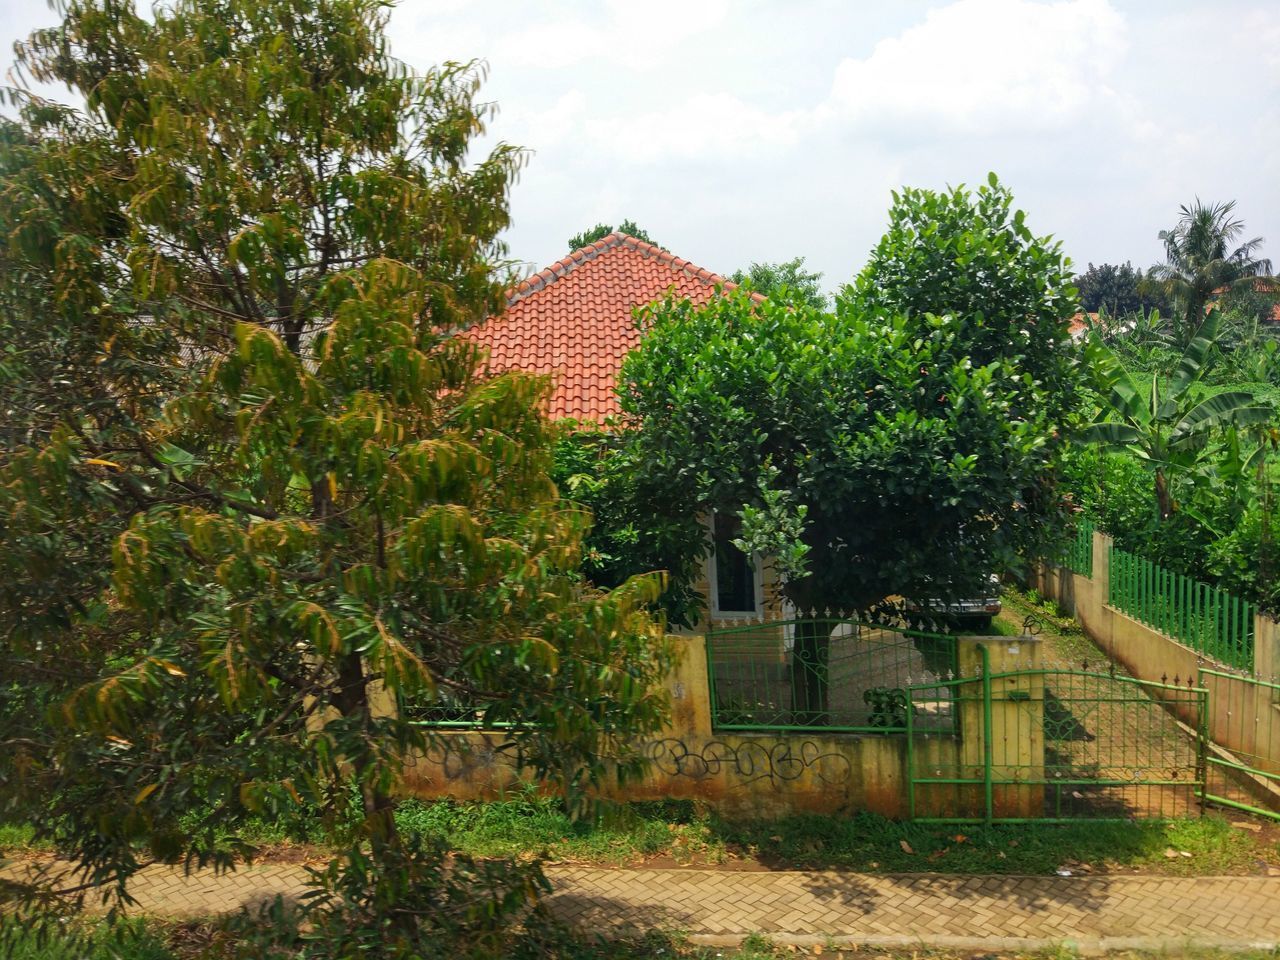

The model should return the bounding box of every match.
[549,428,704,625]
[1151,199,1272,346]
[1217,279,1280,326]
[1059,299,1280,609]
[712,811,1257,877]
[343,796,1264,878]
[847,172,1080,428]
[0,0,673,950]
[1074,261,1170,317]
[1081,310,1274,520]
[0,917,173,960]
[619,174,1078,615]
[393,792,723,865]
[728,256,827,308]
[280,833,549,960]
[567,219,657,251]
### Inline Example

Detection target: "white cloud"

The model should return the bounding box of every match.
[492,22,604,71]
[601,0,732,68]
[824,0,1128,137]
[588,92,806,164]
[0,0,1275,288]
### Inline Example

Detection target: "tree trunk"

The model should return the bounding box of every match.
[1155,469,1174,520]
[790,618,829,726]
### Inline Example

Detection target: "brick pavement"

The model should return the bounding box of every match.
[4,859,1279,951]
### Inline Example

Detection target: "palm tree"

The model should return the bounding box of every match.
[1082,311,1273,520]
[1150,200,1272,346]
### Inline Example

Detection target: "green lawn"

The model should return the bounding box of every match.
[5,792,1274,876]
[386,792,1274,877]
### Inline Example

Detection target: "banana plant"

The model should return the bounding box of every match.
[1082,310,1275,519]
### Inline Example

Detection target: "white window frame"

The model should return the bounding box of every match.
[707,512,764,620]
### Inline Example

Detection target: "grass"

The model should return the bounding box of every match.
[7,789,1273,876]
[1000,584,1113,664]
[714,808,1264,876]
[393,792,728,865]
[0,917,172,960]
[388,790,1272,876]
[0,821,40,851]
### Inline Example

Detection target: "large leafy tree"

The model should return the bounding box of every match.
[619,176,1078,720]
[0,0,671,951]
[1151,199,1272,346]
[728,256,827,308]
[567,218,657,251]
[1074,261,1170,317]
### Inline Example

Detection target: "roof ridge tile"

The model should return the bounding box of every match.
[506,231,763,307]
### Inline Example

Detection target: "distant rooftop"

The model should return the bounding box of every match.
[466,232,753,422]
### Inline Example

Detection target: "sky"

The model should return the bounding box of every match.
[2,0,1278,293]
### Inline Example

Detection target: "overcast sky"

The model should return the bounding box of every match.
[3,0,1278,292]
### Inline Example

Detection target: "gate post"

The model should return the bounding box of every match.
[957,636,1045,820]
[1093,530,1111,603]
[1255,614,1280,682]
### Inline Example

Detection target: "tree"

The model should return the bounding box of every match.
[550,427,705,627]
[1082,311,1274,520]
[728,256,827,308]
[0,1,672,952]
[619,176,1077,721]
[567,218,657,251]
[1151,200,1273,346]
[1074,261,1170,317]
[846,174,1079,426]
[1216,278,1280,327]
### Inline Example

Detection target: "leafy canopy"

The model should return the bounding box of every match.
[1074,261,1170,318]
[728,256,828,309]
[618,175,1079,614]
[0,0,672,949]
[1151,199,1272,346]
[567,218,658,251]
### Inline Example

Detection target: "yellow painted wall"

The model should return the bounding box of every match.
[402,632,1045,820]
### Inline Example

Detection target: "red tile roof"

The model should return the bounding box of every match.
[1211,277,1280,296]
[467,232,751,422]
[1067,312,1098,339]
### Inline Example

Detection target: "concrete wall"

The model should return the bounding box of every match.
[403,632,1045,819]
[1031,531,1280,793]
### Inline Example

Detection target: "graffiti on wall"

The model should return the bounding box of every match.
[422,738,515,783]
[644,738,853,788]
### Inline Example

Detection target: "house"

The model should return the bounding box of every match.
[410,234,1052,819]
[1209,277,1280,323]
[466,231,755,422]
[466,232,777,624]
[1067,312,1099,340]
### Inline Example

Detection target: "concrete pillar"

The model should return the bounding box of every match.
[1255,614,1280,682]
[1092,530,1111,601]
[668,634,713,738]
[956,636,1045,819]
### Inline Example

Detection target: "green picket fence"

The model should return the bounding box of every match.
[1065,516,1094,577]
[1108,546,1254,671]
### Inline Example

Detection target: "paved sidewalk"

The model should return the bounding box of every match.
[5,859,1280,952]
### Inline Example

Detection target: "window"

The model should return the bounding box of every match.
[711,512,760,616]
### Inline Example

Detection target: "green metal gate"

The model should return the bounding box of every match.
[705,617,958,734]
[908,658,1207,822]
[1199,668,1280,821]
